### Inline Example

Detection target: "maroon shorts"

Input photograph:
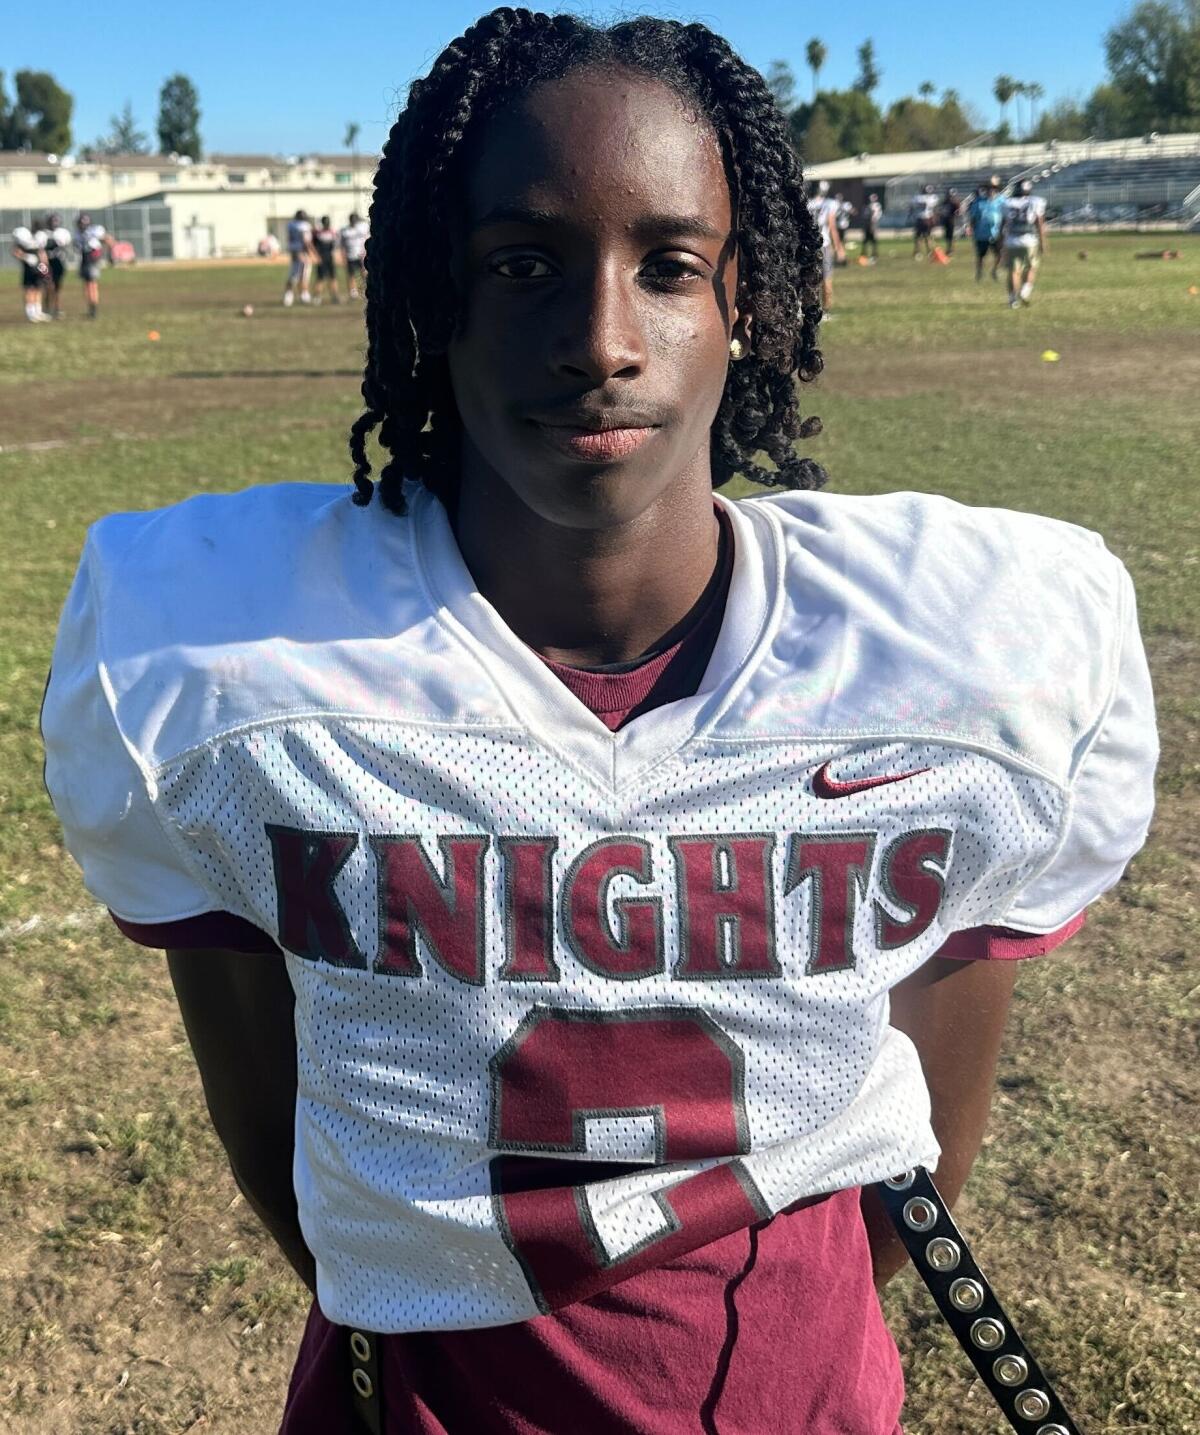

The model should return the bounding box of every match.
[278,1188,904,1434]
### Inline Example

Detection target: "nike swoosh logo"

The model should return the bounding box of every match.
[812,761,931,799]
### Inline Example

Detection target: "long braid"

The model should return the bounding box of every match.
[349,7,827,512]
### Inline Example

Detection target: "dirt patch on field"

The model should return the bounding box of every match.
[0,374,357,449]
[827,332,1200,404]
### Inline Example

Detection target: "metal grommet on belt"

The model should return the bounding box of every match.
[969,1317,1006,1350]
[350,1330,371,1363]
[1036,1426,1071,1435]
[993,1353,1028,1386]
[1015,1389,1053,1421]
[352,1368,374,1398]
[902,1196,938,1231]
[883,1170,917,1191]
[925,1236,960,1271]
[949,1277,984,1312]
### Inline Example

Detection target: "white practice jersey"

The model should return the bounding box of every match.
[1005,194,1046,238]
[340,220,369,261]
[79,224,106,258]
[43,483,1157,1333]
[287,217,313,254]
[47,226,73,260]
[807,197,838,250]
[13,227,44,262]
[910,193,938,221]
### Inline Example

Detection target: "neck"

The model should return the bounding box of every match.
[449,453,722,668]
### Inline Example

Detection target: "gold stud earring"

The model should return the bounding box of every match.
[729,337,746,360]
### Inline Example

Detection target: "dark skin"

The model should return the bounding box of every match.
[446,68,752,665]
[168,66,1019,1304]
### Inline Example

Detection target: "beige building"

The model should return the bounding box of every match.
[1,150,376,262]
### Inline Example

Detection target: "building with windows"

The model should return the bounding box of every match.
[0,151,376,263]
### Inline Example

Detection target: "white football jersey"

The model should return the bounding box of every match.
[42,483,1156,1333]
[1005,194,1046,237]
[340,220,369,261]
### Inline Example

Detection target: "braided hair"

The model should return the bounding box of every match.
[349,7,826,514]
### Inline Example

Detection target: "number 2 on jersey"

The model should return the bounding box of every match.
[488,1006,770,1312]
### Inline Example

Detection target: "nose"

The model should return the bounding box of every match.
[548,259,646,383]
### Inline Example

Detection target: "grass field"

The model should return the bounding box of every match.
[0,236,1197,1433]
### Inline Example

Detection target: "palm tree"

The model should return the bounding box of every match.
[918,81,936,100]
[1026,82,1045,136]
[806,38,827,100]
[993,74,1017,133]
[344,121,362,210]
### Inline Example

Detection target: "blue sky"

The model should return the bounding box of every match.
[6,0,1133,156]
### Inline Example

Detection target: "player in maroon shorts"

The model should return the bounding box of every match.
[42,9,1156,1434]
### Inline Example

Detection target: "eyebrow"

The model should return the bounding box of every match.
[471,203,726,242]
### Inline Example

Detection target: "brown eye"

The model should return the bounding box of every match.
[491,255,554,280]
[642,258,704,285]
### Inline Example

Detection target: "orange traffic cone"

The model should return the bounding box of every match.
[931,247,951,265]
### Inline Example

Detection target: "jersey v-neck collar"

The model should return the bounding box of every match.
[407,485,785,795]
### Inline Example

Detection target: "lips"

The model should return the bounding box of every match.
[528,413,659,462]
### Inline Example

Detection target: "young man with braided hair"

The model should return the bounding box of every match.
[42,9,1156,1433]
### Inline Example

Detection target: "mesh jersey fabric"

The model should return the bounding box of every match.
[41,481,1157,1333]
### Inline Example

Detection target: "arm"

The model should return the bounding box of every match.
[829,210,845,262]
[166,945,317,1297]
[1036,212,1048,253]
[860,955,1018,1290]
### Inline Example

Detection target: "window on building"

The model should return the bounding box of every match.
[37,173,58,185]
[335,172,352,185]
[158,172,178,184]
[115,172,132,186]
[228,172,246,184]
[269,170,288,183]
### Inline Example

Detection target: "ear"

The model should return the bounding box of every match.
[731,309,753,357]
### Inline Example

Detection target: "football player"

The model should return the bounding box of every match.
[339,211,369,298]
[283,209,316,307]
[909,183,938,258]
[42,10,1157,1434]
[75,213,114,319]
[11,222,50,322]
[42,213,74,318]
[1001,177,1049,308]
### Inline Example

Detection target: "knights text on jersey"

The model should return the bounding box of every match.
[41,482,1157,1333]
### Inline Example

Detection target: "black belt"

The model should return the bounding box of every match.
[345,1165,1081,1435]
[877,1167,1080,1434]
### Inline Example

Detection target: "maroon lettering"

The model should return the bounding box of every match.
[784,833,875,974]
[498,837,560,981]
[563,838,663,979]
[489,1007,765,1311]
[875,829,951,947]
[371,834,489,983]
[669,835,781,978]
[265,823,364,967]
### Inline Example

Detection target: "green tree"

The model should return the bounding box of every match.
[1030,98,1091,141]
[799,104,841,162]
[805,38,827,100]
[882,93,973,151]
[157,73,202,159]
[1084,81,1137,136]
[917,80,936,99]
[790,89,884,159]
[4,70,73,151]
[1103,0,1200,129]
[765,60,799,114]
[853,39,881,95]
[993,74,1018,131]
[96,100,149,156]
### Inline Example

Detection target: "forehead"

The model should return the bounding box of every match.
[457,68,733,233]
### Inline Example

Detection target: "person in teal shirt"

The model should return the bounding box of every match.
[967,176,1006,282]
